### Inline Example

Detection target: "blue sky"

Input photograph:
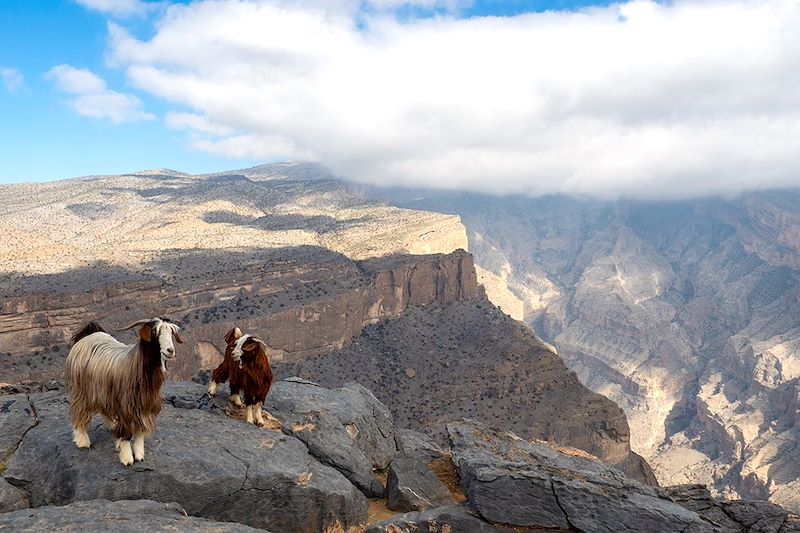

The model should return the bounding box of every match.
[0,1,258,183]
[0,0,611,184]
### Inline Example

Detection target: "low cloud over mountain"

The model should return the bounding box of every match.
[100,0,800,198]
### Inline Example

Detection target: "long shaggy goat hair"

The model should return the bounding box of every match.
[65,317,182,466]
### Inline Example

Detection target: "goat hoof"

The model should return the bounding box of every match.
[73,431,91,449]
[119,441,134,466]
[230,394,243,407]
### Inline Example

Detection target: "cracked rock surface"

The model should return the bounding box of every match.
[267,377,397,498]
[0,499,270,532]
[447,419,714,533]
[0,393,37,465]
[667,485,800,533]
[1,388,367,532]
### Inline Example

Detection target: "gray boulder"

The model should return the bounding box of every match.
[267,378,397,497]
[365,505,507,533]
[448,419,714,533]
[0,499,268,532]
[387,457,454,512]
[395,428,447,461]
[667,485,800,533]
[3,389,367,533]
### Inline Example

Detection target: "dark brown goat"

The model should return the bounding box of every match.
[209,327,274,426]
[207,327,245,406]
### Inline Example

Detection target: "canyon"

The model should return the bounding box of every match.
[379,187,800,512]
[0,163,649,482]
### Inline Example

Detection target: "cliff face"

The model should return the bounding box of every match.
[280,293,655,484]
[0,247,476,382]
[376,188,800,512]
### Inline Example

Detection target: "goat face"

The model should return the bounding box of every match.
[232,334,267,368]
[120,317,183,371]
[155,319,182,363]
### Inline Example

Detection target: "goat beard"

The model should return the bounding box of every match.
[161,356,168,373]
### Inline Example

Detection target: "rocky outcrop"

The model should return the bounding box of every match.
[3,378,796,533]
[280,295,656,486]
[447,419,710,533]
[369,420,799,533]
[667,485,800,533]
[267,377,397,498]
[0,499,269,532]
[2,387,367,532]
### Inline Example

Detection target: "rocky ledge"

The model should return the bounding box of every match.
[2,381,797,533]
[368,420,800,533]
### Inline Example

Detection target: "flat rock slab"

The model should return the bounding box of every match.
[387,457,454,512]
[0,499,269,532]
[365,505,511,533]
[448,419,713,533]
[3,390,367,533]
[267,378,398,497]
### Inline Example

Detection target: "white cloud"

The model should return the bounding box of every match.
[0,67,24,94]
[46,64,155,124]
[164,111,235,136]
[46,65,106,94]
[75,0,154,17]
[109,0,800,199]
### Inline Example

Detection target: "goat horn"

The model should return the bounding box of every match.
[118,319,152,331]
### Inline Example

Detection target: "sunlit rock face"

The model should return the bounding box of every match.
[0,163,469,382]
[376,188,800,513]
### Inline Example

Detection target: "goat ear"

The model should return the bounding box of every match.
[224,327,242,344]
[174,331,183,344]
[138,324,152,342]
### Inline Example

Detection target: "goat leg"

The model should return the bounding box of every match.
[118,440,134,466]
[133,434,145,462]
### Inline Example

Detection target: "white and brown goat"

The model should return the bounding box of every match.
[65,317,182,466]
[208,326,274,426]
